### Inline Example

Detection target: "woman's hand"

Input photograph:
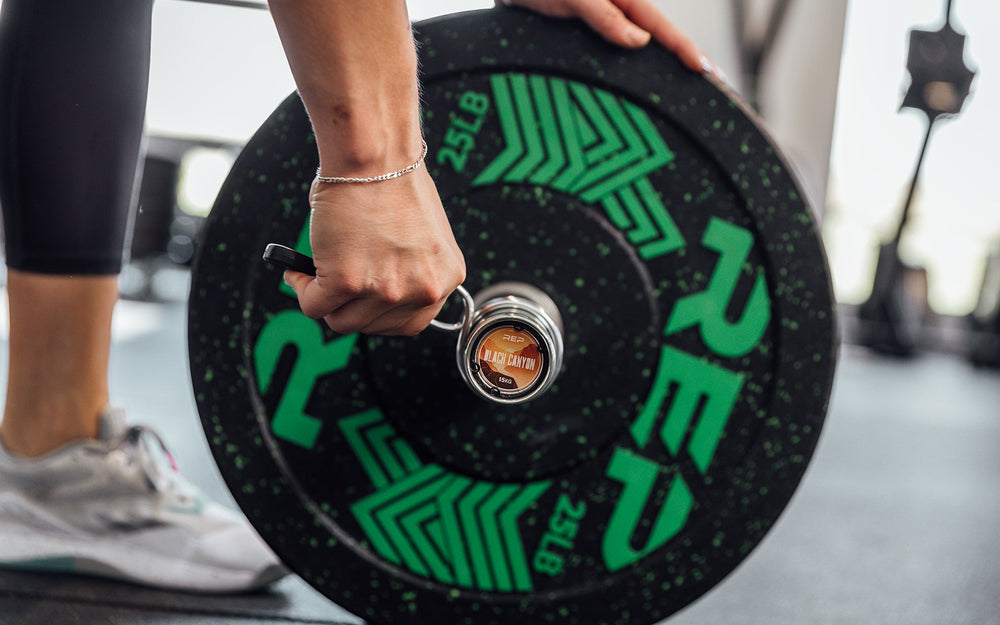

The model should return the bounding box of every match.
[499,0,710,73]
[283,169,466,336]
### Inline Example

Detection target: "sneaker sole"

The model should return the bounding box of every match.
[0,519,287,593]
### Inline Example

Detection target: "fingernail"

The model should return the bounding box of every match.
[699,55,714,75]
[626,26,651,47]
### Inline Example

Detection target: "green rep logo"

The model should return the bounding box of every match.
[467,73,769,572]
[249,71,771,589]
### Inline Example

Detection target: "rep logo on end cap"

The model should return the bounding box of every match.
[473,324,546,396]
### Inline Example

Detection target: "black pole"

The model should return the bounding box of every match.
[731,0,749,76]
[858,118,935,357]
[735,0,796,111]
[892,117,936,246]
[761,0,795,61]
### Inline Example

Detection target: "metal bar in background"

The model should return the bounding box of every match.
[172,0,268,10]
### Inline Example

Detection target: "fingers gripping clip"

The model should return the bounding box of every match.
[262,243,473,338]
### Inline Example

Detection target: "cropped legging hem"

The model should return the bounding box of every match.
[0,0,154,276]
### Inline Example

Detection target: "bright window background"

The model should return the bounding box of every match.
[144,0,493,143]
[824,0,997,315]
[146,1,294,142]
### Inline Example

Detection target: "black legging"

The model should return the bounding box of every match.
[0,0,154,275]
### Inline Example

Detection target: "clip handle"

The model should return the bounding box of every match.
[262,243,317,276]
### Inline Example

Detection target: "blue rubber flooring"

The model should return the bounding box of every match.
[1,296,998,624]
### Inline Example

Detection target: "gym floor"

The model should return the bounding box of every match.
[1,293,998,625]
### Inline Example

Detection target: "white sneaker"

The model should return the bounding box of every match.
[0,406,288,593]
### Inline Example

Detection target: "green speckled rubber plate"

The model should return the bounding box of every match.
[188,7,836,625]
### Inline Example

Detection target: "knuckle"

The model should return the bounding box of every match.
[299,307,323,321]
[413,284,443,308]
[591,3,625,30]
[298,299,327,320]
[453,256,468,285]
[387,275,448,309]
[378,285,407,307]
[335,277,367,298]
[325,317,364,336]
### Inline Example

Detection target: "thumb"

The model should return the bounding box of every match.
[283,270,327,319]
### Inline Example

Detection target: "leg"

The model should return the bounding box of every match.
[0,0,287,591]
[0,272,117,456]
[0,0,149,456]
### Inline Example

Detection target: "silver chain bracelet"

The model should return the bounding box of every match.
[314,140,428,184]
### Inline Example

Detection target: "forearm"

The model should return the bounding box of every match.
[267,0,422,177]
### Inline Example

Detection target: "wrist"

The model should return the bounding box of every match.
[268,0,423,178]
[310,97,423,179]
[299,53,423,179]
[316,131,425,180]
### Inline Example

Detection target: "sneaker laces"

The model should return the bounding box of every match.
[112,426,189,498]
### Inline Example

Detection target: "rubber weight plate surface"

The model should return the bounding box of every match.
[189,8,836,625]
